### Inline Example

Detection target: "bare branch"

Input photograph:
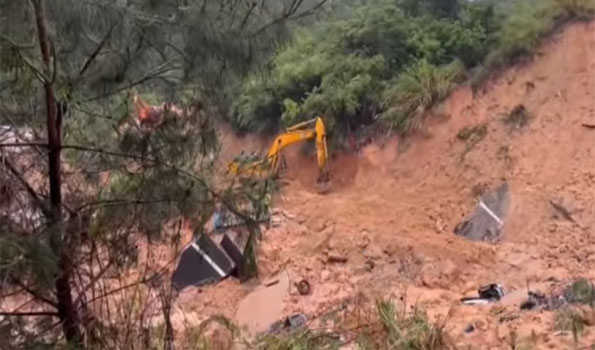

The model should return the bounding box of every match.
[249,0,328,37]
[83,62,180,102]
[10,278,58,309]
[0,311,59,317]
[0,142,48,149]
[2,157,51,218]
[79,23,117,77]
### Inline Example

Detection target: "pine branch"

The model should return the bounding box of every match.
[0,311,59,317]
[4,142,262,231]
[0,34,36,49]
[75,198,181,212]
[83,62,180,102]
[249,0,328,37]
[10,277,58,309]
[0,142,48,149]
[2,157,51,218]
[79,23,117,77]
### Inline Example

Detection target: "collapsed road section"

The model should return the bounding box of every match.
[171,229,248,291]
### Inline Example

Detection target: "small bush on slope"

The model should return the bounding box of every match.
[382,59,465,133]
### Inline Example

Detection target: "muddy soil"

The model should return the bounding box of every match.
[172,21,595,349]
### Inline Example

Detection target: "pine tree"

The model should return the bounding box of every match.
[0,0,327,347]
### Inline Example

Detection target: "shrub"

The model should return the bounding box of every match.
[233,0,595,140]
[232,0,485,138]
[382,59,465,133]
[555,0,595,18]
[374,299,450,350]
[503,104,531,129]
[554,307,589,343]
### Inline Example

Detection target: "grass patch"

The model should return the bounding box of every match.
[176,299,452,350]
[382,60,465,133]
[457,123,488,161]
[503,104,530,129]
[254,330,341,350]
[564,278,595,305]
[362,300,450,350]
[457,124,488,142]
[555,0,595,19]
[554,307,589,343]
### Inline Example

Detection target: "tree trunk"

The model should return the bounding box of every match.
[31,0,81,344]
[160,288,175,350]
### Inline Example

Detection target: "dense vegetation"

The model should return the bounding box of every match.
[231,0,595,140]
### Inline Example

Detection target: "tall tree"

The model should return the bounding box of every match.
[0,0,326,347]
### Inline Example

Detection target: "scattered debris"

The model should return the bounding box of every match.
[455,183,510,242]
[364,260,375,272]
[171,233,235,291]
[520,291,548,310]
[296,279,311,295]
[457,123,488,143]
[498,313,520,323]
[519,279,594,313]
[549,200,576,223]
[461,284,505,305]
[264,278,280,287]
[268,313,308,335]
[327,255,348,264]
[172,229,250,291]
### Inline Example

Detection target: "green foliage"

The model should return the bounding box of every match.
[255,330,340,350]
[235,0,595,140]
[375,299,449,350]
[555,0,595,18]
[491,1,561,65]
[233,0,492,138]
[554,307,588,342]
[382,60,464,133]
[565,278,595,305]
[472,0,595,88]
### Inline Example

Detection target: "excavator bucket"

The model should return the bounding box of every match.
[316,180,331,194]
[315,172,332,194]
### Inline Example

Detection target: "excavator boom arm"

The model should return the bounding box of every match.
[315,117,329,179]
[228,117,329,181]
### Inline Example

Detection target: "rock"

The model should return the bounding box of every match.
[327,255,348,264]
[474,319,487,331]
[464,324,475,333]
[383,242,400,257]
[364,260,375,272]
[315,220,328,232]
[264,278,280,287]
[271,216,283,227]
[281,210,296,220]
[320,269,331,281]
[363,244,383,260]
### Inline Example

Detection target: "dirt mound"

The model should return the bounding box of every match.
[178,21,595,348]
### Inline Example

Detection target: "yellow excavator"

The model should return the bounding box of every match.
[227,117,330,191]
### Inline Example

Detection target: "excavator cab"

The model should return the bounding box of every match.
[227,116,331,193]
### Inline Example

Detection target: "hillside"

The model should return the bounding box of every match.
[175,20,595,349]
